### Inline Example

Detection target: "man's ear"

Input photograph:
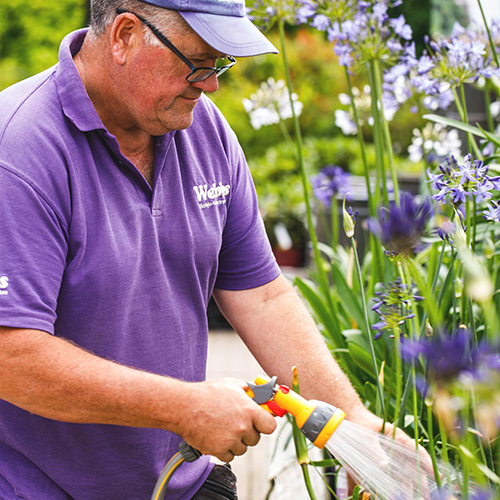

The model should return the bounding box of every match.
[110,13,142,65]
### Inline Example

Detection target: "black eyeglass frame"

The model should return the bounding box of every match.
[116,7,237,83]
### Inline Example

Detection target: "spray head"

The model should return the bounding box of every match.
[246,376,345,448]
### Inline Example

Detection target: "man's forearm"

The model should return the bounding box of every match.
[0,327,276,462]
[214,275,366,420]
[0,327,185,428]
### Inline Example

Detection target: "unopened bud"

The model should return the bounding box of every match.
[453,213,467,251]
[342,195,355,238]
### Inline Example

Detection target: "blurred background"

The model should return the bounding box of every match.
[0,0,495,265]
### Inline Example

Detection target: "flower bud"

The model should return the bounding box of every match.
[342,195,355,238]
[453,215,468,251]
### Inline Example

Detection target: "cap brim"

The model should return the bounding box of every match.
[179,11,278,57]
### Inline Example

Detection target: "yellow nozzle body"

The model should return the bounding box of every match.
[250,376,345,448]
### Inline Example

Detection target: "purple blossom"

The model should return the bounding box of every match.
[367,192,433,258]
[296,1,316,23]
[384,63,409,84]
[312,166,351,208]
[389,15,412,40]
[371,278,423,339]
[483,200,500,223]
[436,219,458,246]
[311,14,329,31]
[402,326,500,385]
[416,54,434,75]
[428,154,497,208]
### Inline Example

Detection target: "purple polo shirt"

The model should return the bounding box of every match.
[0,29,280,500]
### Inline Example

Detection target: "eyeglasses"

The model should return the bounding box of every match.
[116,8,237,83]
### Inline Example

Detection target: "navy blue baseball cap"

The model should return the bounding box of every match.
[140,0,278,57]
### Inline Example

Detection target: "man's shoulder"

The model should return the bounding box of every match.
[0,67,72,205]
[0,66,58,134]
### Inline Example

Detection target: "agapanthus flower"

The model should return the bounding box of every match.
[312,165,351,208]
[247,0,310,30]
[304,0,414,71]
[401,326,500,385]
[367,192,433,258]
[371,278,423,339]
[382,19,500,114]
[427,154,500,209]
[483,200,500,223]
[242,77,303,130]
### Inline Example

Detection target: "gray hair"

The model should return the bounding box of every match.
[89,0,192,46]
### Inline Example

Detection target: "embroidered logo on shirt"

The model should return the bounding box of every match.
[193,182,231,209]
[0,276,9,296]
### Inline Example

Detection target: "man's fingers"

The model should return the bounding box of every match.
[218,450,235,463]
[242,430,261,448]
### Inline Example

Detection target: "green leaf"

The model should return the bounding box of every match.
[423,114,486,138]
[477,123,500,147]
[294,277,346,349]
[347,340,377,379]
[330,264,366,334]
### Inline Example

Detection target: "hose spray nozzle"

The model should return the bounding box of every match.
[246,376,346,449]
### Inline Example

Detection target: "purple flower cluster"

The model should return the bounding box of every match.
[299,0,411,70]
[371,278,423,339]
[247,0,311,30]
[367,192,433,258]
[312,165,351,208]
[401,326,500,385]
[382,21,500,114]
[427,154,500,220]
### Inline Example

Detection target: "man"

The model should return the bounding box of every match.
[0,1,413,499]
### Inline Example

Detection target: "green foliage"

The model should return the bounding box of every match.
[0,0,87,90]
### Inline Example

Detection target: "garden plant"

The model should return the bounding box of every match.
[245,0,500,498]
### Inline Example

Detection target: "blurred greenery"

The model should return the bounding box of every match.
[0,0,87,89]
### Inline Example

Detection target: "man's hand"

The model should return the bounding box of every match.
[174,378,276,463]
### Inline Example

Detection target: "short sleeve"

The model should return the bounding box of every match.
[0,164,68,333]
[215,153,280,290]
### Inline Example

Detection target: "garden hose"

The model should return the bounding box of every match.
[151,376,346,498]
[151,441,201,500]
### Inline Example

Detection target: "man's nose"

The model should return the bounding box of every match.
[191,72,219,94]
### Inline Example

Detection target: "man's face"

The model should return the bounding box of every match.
[123,29,222,135]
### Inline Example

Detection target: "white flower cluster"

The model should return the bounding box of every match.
[408,122,462,164]
[242,77,303,130]
[334,85,397,136]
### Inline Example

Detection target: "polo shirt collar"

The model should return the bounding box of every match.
[55,29,107,133]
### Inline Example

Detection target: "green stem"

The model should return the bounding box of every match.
[438,413,450,466]
[426,402,442,487]
[452,85,481,158]
[477,0,500,68]
[301,464,318,500]
[484,82,495,133]
[392,326,403,433]
[368,61,388,207]
[351,235,385,416]
[401,261,420,446]
[343,67,375,216]
[331,199,338,249]
[277,20,332,311]
[373,59,399,205]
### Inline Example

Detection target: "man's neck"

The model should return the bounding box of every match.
[74,36,156,185]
